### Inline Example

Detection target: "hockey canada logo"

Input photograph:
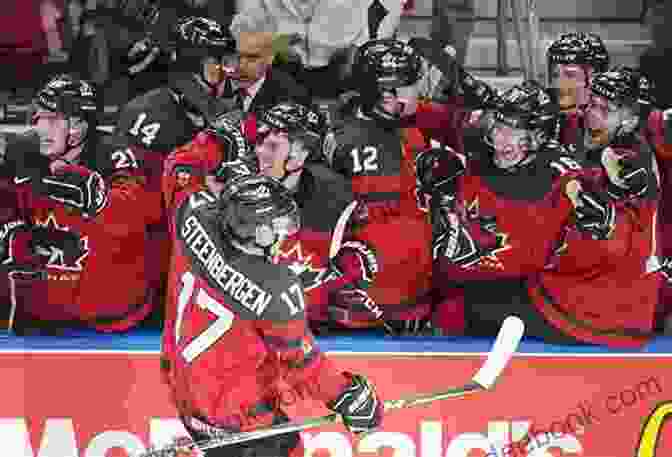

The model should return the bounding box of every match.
[275,241,332,291]
[33,212,89,271]
[465,197,512,269]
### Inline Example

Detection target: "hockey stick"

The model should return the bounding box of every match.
[138,316,525,456]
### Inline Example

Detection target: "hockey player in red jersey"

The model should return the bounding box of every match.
[161,123,383,456]
[252,101,380,332]
[426,79,660,347]
[327,38,436,332]
[115,16,240,316]
[1,74,154,333]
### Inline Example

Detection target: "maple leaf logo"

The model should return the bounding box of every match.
[274,241,333,291]
[33,212,90,271]
[465,197,512,269]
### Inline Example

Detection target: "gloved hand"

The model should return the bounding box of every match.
[415,146,464,212]
[327,372,383,434]
[432,198,484,267]
[565,180,616,240]
[601,146,648,199]
[329,240,378,289]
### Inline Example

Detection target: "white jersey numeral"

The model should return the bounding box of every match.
[175,271,235,363]
[351,146,379,173]
[128,112,162,146]
[111,147,139,170]
[280,283,305,316]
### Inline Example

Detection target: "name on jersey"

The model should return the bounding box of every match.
[182,215,271,316]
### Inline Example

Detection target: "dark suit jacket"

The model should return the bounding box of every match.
[247,68,312,114]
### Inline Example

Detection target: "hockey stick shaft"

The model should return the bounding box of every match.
[143,316,524,456]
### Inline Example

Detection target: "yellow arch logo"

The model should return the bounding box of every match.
[636,400,672,457]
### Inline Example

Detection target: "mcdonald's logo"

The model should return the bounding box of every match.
[636,400,672,457]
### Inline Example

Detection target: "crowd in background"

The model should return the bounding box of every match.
[1,0,672,348]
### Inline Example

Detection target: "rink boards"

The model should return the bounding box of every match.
[1,331,671,457]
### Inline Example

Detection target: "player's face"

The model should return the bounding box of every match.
[584,94,626,148]
[255,129,291,179]
[488,122,531,169]
[237,32,274,89]
[33,110,68,157]
[549,64,590,110]
[379,83,419,117]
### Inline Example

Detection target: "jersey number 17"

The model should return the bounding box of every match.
[174,271,234,363]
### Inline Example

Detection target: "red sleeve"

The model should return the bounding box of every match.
[256,318,349,405]
[647,109,672,162]
[162,132,223,215]
[414,98,470,154]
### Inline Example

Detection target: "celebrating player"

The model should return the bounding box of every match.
[327,38,437,333]
[252,101,380,332]
[160,123,383,456]
[1,74,153,333]
[115,16,240,314]
[424,80,659,347]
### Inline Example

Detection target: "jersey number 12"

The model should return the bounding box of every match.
[175,271,234,363]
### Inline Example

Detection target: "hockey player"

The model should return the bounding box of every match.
[160,124,384,456]
[115,16,239,316]
[426,80,659,347]
[327,38,436,332]
[253,101,380,332]
[545,32,610,153]
[1,74,154,333]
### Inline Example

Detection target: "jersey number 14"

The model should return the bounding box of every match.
[175,271,234,363]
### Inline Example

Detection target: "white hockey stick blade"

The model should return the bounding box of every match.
[329,201,358,259]
[472,315,525,389]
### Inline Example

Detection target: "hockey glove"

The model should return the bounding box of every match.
[601,147,648,199]
[327,372,383,434]
[0,220,47,279]
[329,286,387,326]
[566,181,616,241]
[415,147,464,212]
[37,165,109,218]
[432,201,483,267]
[329,240,379,289]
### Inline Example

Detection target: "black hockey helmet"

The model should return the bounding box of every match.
[208,119,257,182]
[353,38,424,91]
[256,101,329,160]
[116,0,161,28]
[220,175,300,257]
[590,66,656,120]
[590,67,644,105]
[490,80,558,131]
[34,74,99,120]
[176,16,236,57]
[547,32,610,74]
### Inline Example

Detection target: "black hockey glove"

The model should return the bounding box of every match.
[458,69,502,109]
[415,147,464,212]
[432,197,483,267]
[601,147,648,200]
[566,181,616,241]
[0,220,47,279]
[38,165,109,219]
[329,240,379,289]
[327,372,383,434]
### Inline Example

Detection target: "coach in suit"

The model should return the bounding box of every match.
[230,15,311,141]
